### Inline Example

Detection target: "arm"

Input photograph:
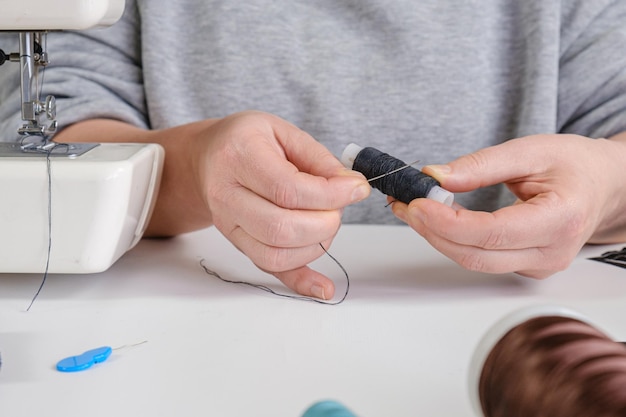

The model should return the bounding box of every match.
[56,118,217,237]
[55,111,370,298]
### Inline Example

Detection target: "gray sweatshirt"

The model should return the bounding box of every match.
[1,0,625,224]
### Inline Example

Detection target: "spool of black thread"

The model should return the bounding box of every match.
[341,143,453,206]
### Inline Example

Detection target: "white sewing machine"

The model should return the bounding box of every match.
[0,0,164,273]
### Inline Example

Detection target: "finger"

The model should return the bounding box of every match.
[226,224,335,274]
[402,194,582,251]
[213,185,342,248]
[234,123,370,211]
[226,217,338,299]
[273,266,336,300]
[270,116,353,178]
[387,196,465,213]
[422,136,553,192]
[400,198,582,275]
[410,226,565,278]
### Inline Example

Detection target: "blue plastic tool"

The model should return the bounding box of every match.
[56,346,113,372]
[302,400,358,417]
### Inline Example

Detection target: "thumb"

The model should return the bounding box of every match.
[422,139,537,193]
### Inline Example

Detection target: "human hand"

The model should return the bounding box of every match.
[54,111,369,299]
[192,111,370,299]
[391,134,626,278]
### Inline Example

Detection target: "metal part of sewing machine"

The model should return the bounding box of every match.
[0,32,56,138]
[0,1,164,274]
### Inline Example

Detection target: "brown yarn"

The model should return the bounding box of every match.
[479,316,626,417]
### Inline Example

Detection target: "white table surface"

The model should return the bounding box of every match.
[1,225,625,417]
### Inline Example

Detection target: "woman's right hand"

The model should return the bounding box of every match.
[58,111,370,299]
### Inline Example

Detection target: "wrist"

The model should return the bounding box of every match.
[588,135,626,243]
[56,118,221,237]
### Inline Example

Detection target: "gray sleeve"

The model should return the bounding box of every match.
[0,0,147,142]
[558,0,626,138]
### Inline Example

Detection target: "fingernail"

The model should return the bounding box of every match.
[340,168,366,179]
[311,284,326,300]
[424,164,451,180]
[410,205,426,223]
[351,183,370,202]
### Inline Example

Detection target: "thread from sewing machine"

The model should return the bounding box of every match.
[200,243,350,305]
[24,141,72,311]
[25,147,53,312]
[478,316,626,417]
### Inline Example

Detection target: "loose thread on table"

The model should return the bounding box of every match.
[200,243,350,305]
[199,162,428,304]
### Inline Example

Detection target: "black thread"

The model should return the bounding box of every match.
[200,243,350,305]
[352,146,440,204]
[589,247,626,269]
[26,148,53,311]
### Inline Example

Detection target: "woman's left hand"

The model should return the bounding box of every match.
[392,133,626,278]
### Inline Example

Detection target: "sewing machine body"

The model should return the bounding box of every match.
[0,143,163,273]
[0,0,165,273]
[0,0,124,30]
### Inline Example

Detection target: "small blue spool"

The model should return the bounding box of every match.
[302,400,358,417]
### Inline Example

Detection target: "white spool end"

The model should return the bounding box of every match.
[340,143,363,169]
[426,185,454,207]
